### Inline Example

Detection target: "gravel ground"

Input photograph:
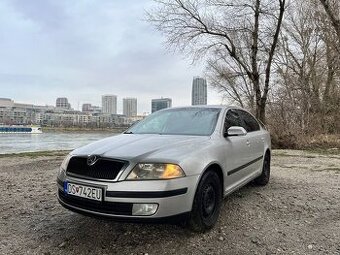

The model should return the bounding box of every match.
[0,150,339,255]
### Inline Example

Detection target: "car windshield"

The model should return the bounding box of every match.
[127,107,221,136]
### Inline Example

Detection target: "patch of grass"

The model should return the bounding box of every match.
[279,165,295,169]
[272,151,297,157]
[273,149,340,158]
[305,148,340,156]
[272,149,315,157]
[0,150,70,158]
[315,167,340,172]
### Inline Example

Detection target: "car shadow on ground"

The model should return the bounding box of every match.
[41,213,194,253]
[38,183,264,254]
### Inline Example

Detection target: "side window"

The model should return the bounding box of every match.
[236,110,260,132]
[224,110,243,130]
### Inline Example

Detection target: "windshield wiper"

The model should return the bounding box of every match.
[124,131,134,134]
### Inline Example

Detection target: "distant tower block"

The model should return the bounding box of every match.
[102,95,117,114]
[123,98,137,117]
[192,77,207,105]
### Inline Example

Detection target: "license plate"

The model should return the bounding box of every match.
[64,182,102,201]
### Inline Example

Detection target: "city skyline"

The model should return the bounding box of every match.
[1,75,221,115]
[0,0,223,114]
[0,81,221,114]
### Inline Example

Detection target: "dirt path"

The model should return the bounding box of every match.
[0,150,339,255]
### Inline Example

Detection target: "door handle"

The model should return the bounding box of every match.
[246,140,250,146]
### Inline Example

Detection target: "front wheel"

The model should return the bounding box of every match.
[254,152,270,186]
[188,171,222,232]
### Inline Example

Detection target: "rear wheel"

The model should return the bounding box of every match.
[188,171,222,232]
[254,152,270,186]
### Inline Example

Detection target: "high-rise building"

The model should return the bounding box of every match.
[191,77,207,105]
[151,98,172,113]
[123,98,137,117]
[56,97,71,109]
[102,95,117,114]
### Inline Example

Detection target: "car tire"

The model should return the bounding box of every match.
[188,171,222,232]
[254,152,270,186]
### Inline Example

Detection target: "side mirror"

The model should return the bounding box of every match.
[225,126,247,137]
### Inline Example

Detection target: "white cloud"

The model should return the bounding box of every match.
[0,0,223,113]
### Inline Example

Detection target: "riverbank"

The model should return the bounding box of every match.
[42,127,127,133]
[0,149,339,254]
[0,150,70,158]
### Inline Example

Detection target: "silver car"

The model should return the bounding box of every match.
[57,105,271,231]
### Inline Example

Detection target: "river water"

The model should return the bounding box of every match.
[0,132,116,154]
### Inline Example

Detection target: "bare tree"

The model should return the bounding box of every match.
[206,57,255,109]
[148,0,286,123]
[274,1,324,132]
[319,0,340,42]
[272,0,340,135]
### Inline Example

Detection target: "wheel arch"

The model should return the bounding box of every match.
[193,162,225,197]
[187,162,225,230]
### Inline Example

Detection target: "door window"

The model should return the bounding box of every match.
[224,110,244,130]
[235,110,260,132]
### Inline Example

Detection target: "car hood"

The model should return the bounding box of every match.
[71,134,211,162]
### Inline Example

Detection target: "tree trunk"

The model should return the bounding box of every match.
[261,0,286,124]
[256,98,266,124]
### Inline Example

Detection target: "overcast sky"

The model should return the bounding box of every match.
[0,0,223,114]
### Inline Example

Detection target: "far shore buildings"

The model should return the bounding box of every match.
[151,98,172,113]
[0,97,144,127]
[192,77,207,105]
[0,98,56,125]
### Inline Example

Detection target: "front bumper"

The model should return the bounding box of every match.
[57,174,199,221]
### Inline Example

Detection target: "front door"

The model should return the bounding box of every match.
[222,109,252,192]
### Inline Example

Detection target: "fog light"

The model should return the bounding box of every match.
[132,203,158,216]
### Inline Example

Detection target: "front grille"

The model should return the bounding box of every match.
[58,190,133,215]
[66,156,127,180]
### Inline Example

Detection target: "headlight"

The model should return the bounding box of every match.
[60,154,72,171]
[126,163,185,180]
